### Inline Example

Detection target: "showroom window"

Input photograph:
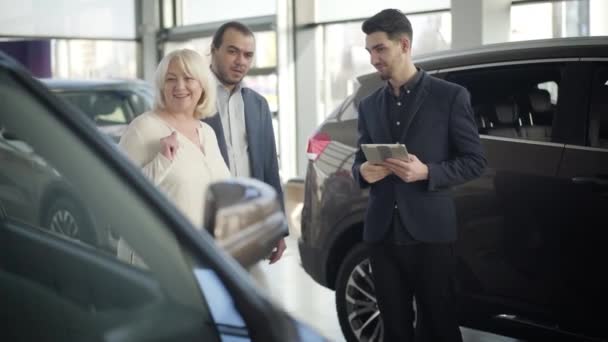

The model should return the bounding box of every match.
[510,0,608,42]
[52,39,137,79]
[314,0,450,24]
[180,0,275,26]
[0,0,138,79]
[0,0,135,39]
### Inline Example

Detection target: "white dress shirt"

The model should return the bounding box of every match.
[213,73,251,178]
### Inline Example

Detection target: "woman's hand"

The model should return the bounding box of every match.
[160,131,179,160]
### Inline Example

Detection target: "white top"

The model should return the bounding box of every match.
[118,111,230,229]
[213,72,251,177]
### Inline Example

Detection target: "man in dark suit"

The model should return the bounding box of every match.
[204,21,286,264]
[351,9,486,341]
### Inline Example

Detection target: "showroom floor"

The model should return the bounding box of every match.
[249,183,524,342]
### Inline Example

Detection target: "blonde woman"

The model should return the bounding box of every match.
[119,49,230,229]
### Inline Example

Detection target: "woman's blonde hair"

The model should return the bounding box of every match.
[153,49,217,119]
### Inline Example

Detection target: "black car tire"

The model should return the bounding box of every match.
[43,196,96,244]
[335,243,383,342]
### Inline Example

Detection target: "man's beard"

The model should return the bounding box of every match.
[216,68,242,86]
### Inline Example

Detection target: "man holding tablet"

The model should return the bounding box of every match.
[351,9,486,342]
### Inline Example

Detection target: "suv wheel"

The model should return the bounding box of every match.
[336,243,383,342]
[43,197,95,244]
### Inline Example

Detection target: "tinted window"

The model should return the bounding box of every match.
[129,92,152,116]
[447,63,563,142]
[0,68,248,341]
[60,91,133,125]
[589,65,608,148]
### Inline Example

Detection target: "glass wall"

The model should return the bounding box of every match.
[315,0,450,24]
[181,0,275,25]
[0,0,137,79]
[52,40,137,79]
[510,0,608,41]
[0,0,135,39]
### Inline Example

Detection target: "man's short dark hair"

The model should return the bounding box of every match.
[211,21,254,49]
[362,9,413,42]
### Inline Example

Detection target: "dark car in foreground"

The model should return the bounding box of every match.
[0,53,327,341]
[40,78,153,142]
[299,37,608,342]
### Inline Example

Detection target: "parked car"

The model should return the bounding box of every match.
[0,53,327,341]
[40,78,153,141]
[299,36,608,342]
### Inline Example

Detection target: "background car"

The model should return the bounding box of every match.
[40,78,153,141]
[1,79,152,245]
[0,52,329,342]
[299,36,608,342]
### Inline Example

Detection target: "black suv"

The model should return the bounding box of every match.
[41,78,153,142]
[299,37,608,342]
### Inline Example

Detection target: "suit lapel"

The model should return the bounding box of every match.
[204,114,229,166]
[242,89,258,174]
[400,72,430,142]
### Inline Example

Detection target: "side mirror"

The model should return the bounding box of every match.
[204,178,287,268]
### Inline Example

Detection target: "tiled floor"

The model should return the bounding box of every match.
[249,182,523,341]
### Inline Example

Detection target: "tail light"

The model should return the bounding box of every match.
[306,132,331,161]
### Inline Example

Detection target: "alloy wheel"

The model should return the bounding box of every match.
[49,209,80,238]
[344,259,384,342]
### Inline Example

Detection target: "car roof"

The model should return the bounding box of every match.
[358,36,608,84]
[39,78,153,92]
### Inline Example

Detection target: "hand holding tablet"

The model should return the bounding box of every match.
[361,143,409,164]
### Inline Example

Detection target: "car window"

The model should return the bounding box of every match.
[446,63,564,143]
[129,92,152,116]
[589,65,608,148]
[0,67,251,341]
[59,91,133,126]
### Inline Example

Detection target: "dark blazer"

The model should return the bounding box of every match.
[204,87,285,211]
[352,71,486,243]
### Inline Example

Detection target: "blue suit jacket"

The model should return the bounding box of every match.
[203,87,285,212]
[352,71,486,243]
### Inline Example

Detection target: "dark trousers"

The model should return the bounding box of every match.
[368,240,462,342]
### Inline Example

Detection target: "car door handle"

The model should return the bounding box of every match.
[572,176,608,186]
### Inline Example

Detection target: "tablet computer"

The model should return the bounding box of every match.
[361,143,409,163]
